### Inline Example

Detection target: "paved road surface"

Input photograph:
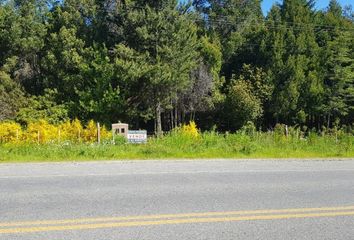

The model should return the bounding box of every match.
[0,159,354,239]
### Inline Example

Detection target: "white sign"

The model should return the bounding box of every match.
[127,130,147,143]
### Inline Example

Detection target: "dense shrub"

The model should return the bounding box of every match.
[180,121,199,138]
[26,120,59,144]
[58,119,84,142]
[0,121,22,143]
[0,119,111,144]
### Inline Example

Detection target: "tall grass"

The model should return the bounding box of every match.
[0,129,353,163]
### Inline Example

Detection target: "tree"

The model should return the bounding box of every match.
[193,0,265,81]
[0,0,48,93]
[263,0,323,126]
[0,0,352,132]
[0,70,25,121]
[224,78,262,130]
[223,64,271,130]
[112,2,200,135]
[318,0,354,127]
[39,1,124,124]
[16,89,68,125]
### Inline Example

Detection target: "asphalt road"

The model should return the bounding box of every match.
[1,159,354,240]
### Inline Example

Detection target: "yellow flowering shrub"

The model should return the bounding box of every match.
[101,126,112,141]
[25,120,59,144]
[0,122,22,143]
[82,120,97,143]
[59,119,83,142]
[82,120,112,143]
[181,121,199,138]
[0,119,112,144]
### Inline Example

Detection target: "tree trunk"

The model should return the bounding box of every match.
[170,100,175,130]
[170,109,174,130]
[155,102,162,136]
[174,106,178,127]
[191,111,195,121]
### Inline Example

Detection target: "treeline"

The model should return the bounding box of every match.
[0,0,353,134]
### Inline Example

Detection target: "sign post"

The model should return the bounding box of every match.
[111,122,147,144]
[97,122,101,144]
[127,130,147,144]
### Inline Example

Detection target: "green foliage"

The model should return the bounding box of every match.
[114,4,201,134]
[0,70,25,121]
[113,135,127,145]
[0,0,353,133]
[199,36,222,77]
[16,89,69,125]
[317,1,354,126]
[264,0,323,125]
[0,129,353,162]
[224,75,263,130]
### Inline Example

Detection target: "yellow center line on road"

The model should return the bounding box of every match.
[1,205,354,228]
[1,211,354,234]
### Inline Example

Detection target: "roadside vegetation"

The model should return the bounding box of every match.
[0,1,353,162]
[0,121,352,163]
[1,0,353,136]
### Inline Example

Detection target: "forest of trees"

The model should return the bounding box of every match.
[0,0,353,134]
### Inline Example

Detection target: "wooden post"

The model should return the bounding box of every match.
[155,103,162,136]
[97,122,101,144]
[16,129,19,141]
[285,125,289,138]
[58,129,61,143]
[112,128,115,144]
[335,127,338,143]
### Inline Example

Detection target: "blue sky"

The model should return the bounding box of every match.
[262,0,353,15]
[180,0,353,15]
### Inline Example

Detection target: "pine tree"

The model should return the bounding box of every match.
[319,0,354,127]
[112,1,200,134]
[264,0,323,126]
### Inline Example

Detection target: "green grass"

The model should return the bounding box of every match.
[0,131,353,163]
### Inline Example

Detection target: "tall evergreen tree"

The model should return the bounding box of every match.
[318,0,354,127]
[111,1,200,134]
[263,0,323,126]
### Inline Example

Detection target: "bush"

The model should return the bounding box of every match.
[58,119,83,142]
[239,121,256,136]
[25,120,59,144]
[0,119,112,144]
[0,121,22,143]
[180,121,200,138]
[83,120,98,143]
[82,120,112,143]
[113,135,126,145]
[16,89,69,125]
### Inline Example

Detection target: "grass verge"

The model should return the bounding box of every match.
[0,131,353,163]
